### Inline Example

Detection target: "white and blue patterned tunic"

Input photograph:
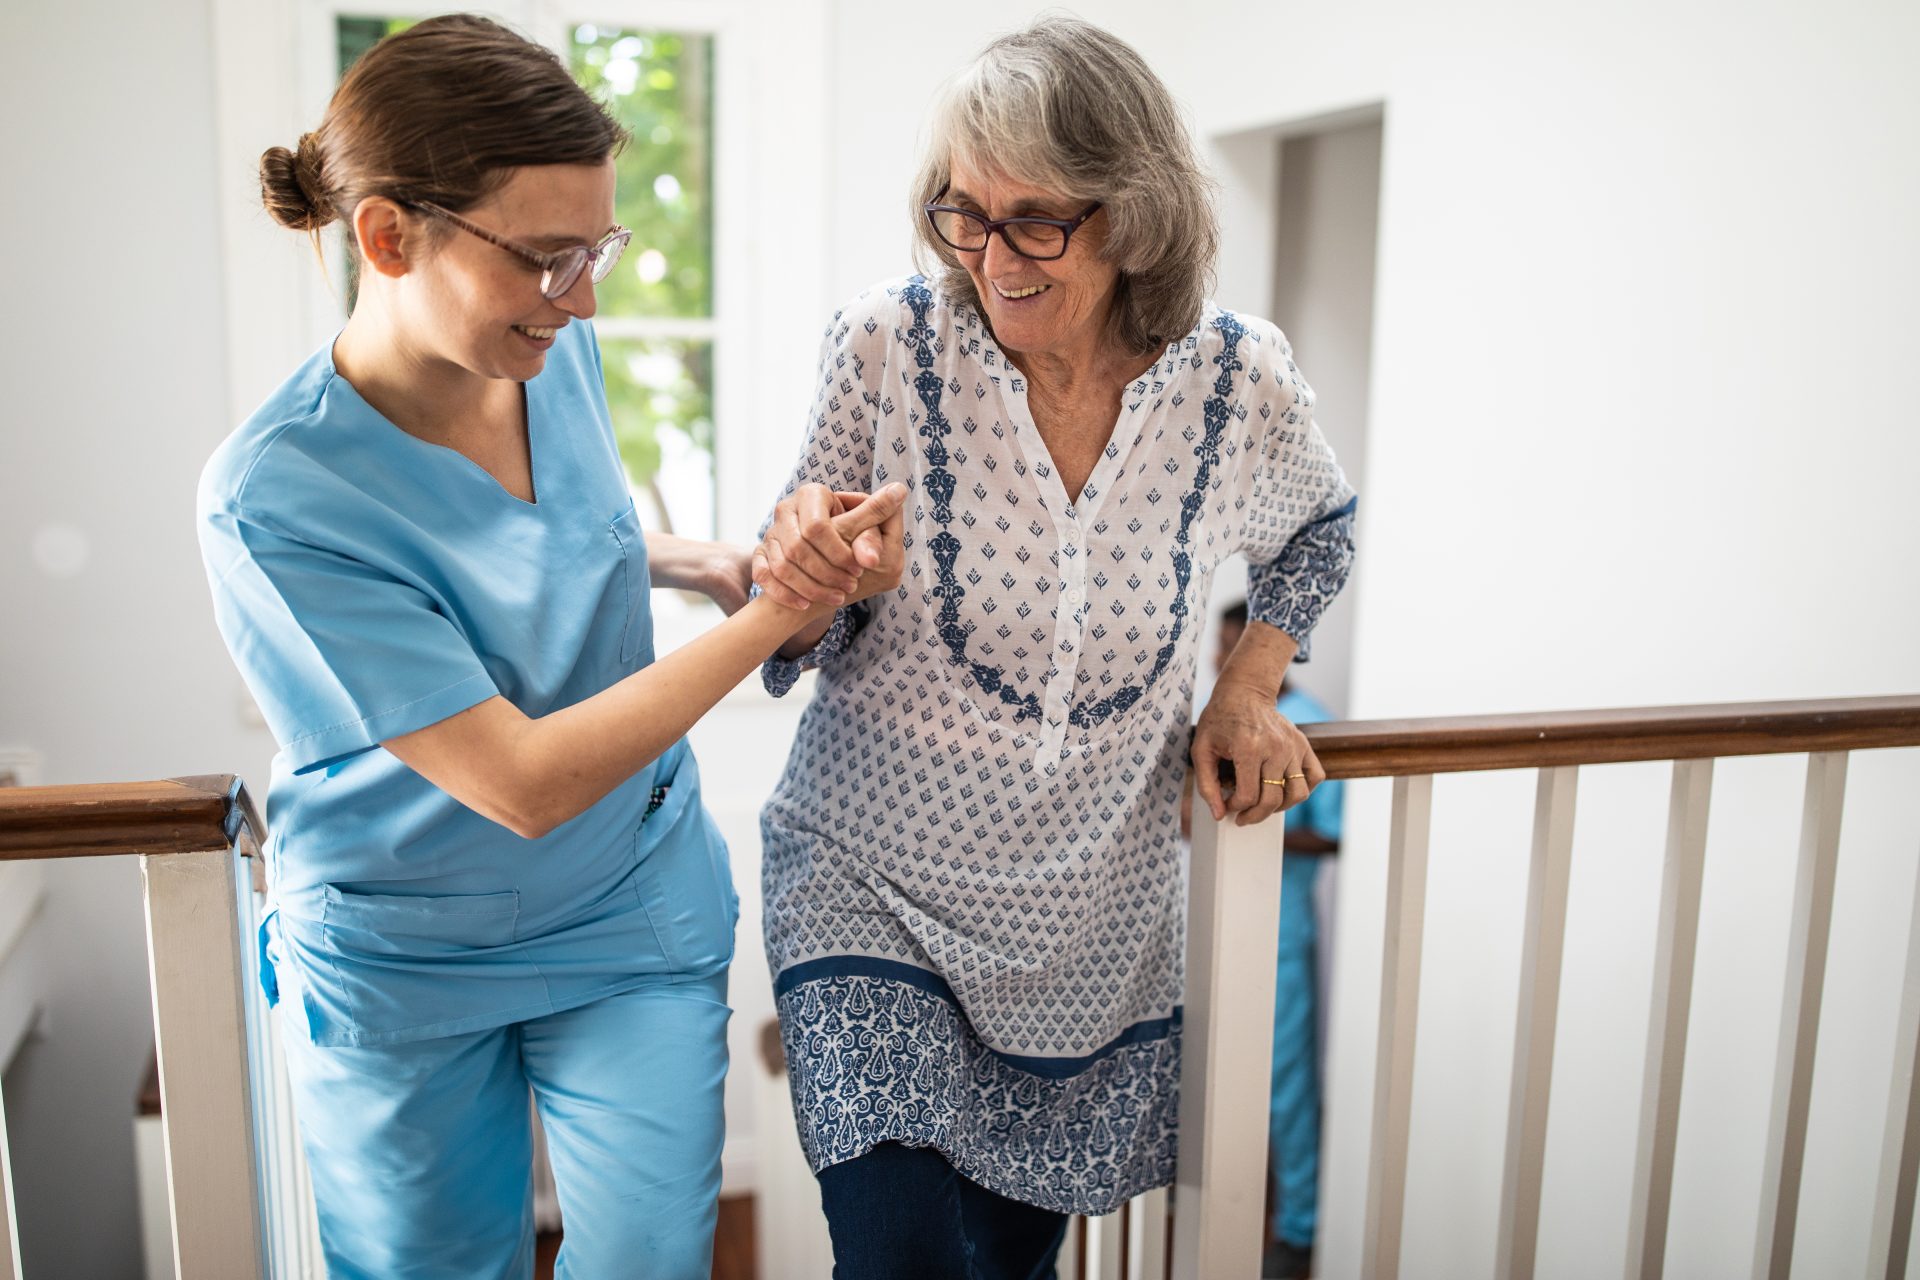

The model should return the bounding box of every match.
[760,276,1356,1214]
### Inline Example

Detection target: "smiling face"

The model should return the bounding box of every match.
[381,159,617,383]
[943,155,1119,364]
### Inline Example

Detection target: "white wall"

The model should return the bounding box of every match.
[1268,117,1381,716]
[822,1,1920,1275]
[0,0,280,1275]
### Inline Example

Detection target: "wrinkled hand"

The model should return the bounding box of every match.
[752,482,908,613]
[1191,680,1325,827]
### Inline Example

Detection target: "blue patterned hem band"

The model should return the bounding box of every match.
[773,954,1181,1081]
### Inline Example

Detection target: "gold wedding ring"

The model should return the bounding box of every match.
[1261,777,1286,786]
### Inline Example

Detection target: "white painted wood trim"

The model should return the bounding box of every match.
[1362,774,1434,1280]
[1752,751,1848,1280]
[1172,808,1286,1280]
[0,1069,21,1280]
[1094,1206,1125,1280]
[1625,758,1714,1280]
[1868,845,1920,1280]
[589,315,720,343]
[136,1115,177,1280]
[1058,1215,1084,1280]
[1131,1186,1171,1280]
[232,869,323,1278]
[143,849,267,1280]
[1495,766,1580,1280]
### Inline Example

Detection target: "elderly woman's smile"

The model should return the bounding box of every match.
[944,159,1119,362]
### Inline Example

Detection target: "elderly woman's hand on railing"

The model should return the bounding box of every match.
[752,481,909,611]
[1192,622,1327,827]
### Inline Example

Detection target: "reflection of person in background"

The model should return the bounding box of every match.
[1215,600,1343,1280]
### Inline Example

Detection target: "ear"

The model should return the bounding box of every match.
[349,196,417,282]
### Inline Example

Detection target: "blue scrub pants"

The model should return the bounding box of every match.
[1269,854,1322,1249]
[278,971,731,1280]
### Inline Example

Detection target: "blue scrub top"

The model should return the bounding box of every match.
[1277,687,1344,843]
[198,322,736,1047]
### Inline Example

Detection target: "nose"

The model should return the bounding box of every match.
[979,229,1025,279]
[553,265,598,319]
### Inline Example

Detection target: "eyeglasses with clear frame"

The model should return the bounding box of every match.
[921,184,1103,262]
[407,200,632,300]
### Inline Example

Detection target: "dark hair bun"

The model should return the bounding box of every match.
[260,133,330,231]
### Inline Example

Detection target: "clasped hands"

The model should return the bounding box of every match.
[751,481,909,619]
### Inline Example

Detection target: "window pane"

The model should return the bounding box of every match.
[337,17,412,78]
[599,337,714,536]
[569,27,714,320]
[335,18,415,312]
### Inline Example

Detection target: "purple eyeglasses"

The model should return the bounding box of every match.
[921,184,1102,261]
[408,200,632,299]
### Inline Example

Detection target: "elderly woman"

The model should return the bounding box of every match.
[751,17,1356,1277]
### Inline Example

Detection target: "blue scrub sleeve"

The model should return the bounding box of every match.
[204,506,498,774]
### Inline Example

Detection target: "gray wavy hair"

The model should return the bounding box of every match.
[910,16,1219,356]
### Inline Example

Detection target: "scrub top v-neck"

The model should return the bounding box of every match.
[198,320,737,1047]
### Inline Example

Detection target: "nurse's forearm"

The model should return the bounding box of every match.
[384,595,823,838]
[514,594,821,830]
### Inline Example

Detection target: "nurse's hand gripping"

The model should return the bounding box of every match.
[384,482,907,840]
[644,531,756,615]
[752,482,908,611]
[754,482,909,660]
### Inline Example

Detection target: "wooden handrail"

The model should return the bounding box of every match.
[1305,694,1920,780]
[1,696,1913,860]
[0,774,261,861]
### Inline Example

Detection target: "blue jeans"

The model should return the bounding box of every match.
[817,1143,1068,1280]
[1270,854,1323,1249]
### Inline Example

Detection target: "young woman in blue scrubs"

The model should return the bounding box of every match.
[196,16,903,1279]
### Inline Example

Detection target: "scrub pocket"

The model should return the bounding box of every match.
[311,885,546,1042]
[608,502,652,666]
[320,885,521,955]
[628,783,738,978]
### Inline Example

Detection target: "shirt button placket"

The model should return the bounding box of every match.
[1041,519,1088,758]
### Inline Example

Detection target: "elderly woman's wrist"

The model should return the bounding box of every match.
[1214,666,1284,705]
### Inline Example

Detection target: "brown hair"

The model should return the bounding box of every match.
[259,14,626,238]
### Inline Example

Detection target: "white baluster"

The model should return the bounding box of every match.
[1752,751,1848,1280]
[1094,1204,1125,1280]
[234,860,322,1277]
[1495,766,1580,1280]
[143,848,267,1280]
[1173,806,1287,1279]
[1130,1186,1171,1280]
[1059,1214,1085,1280]
[1,1067,20,1280]
[1362,774,1434,1280]
[1626,758,1713,1280]
[1868,845,1920,1280]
